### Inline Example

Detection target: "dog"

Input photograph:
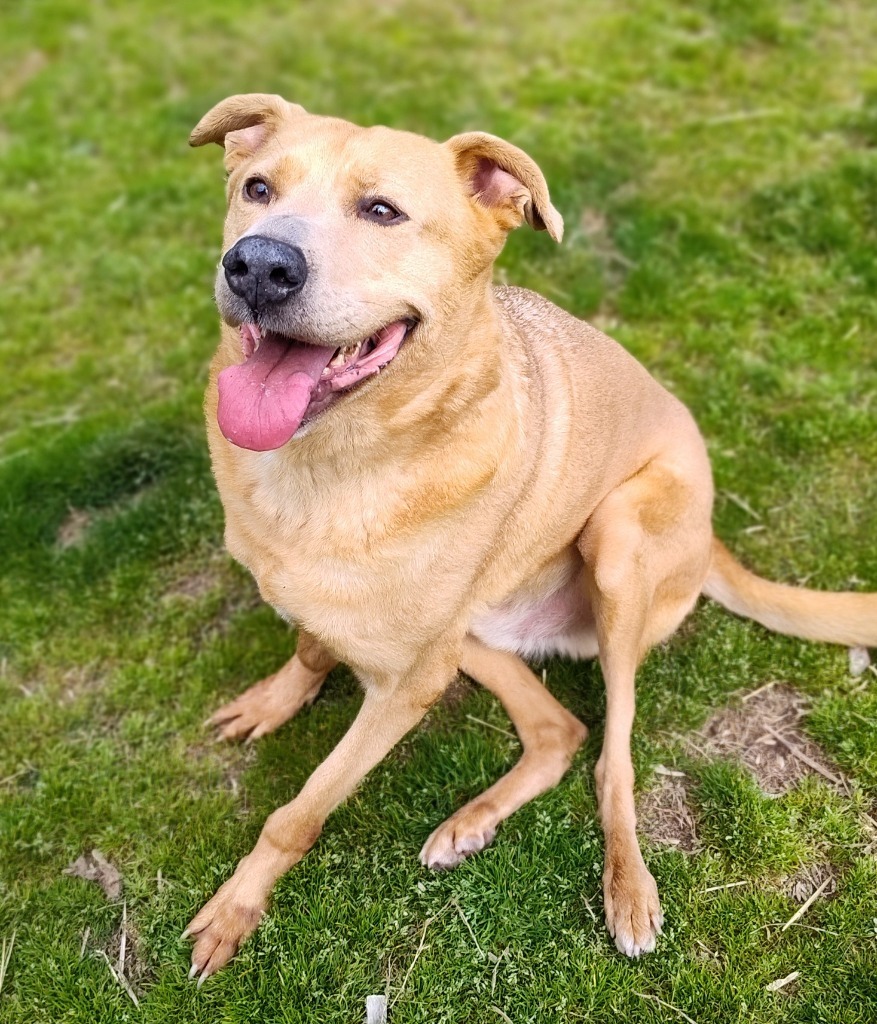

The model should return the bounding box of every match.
[183,93,877,982]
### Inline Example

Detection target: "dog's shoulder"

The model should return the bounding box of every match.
[493,284,634,365]
[493,284,578,334]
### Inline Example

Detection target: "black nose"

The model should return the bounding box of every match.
[222,235,308,311]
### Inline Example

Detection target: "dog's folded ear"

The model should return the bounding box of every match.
[189,93,306,170]
[445,132,563,243]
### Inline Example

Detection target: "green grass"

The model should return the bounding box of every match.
[2,1,876,1020]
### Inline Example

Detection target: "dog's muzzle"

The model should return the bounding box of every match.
[222,235,308,312]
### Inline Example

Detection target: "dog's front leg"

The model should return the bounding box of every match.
[185,645,459,982]
[207,629,338,742]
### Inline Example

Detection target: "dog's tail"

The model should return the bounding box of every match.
[703,537,877,647]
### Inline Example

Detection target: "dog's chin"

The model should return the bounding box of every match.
[215,318,418,452]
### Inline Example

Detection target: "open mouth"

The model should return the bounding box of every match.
[216,319,416,451]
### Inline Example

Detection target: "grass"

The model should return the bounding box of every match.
[1,0,876,1020]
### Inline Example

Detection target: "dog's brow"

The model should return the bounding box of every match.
[265,153,308,189]
[349,173,380,195]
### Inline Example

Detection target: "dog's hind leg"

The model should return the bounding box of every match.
[420,636,588,870]
[578,456,711,957]
[208,629,338,742]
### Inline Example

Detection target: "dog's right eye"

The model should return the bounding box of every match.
[243,178,271,203]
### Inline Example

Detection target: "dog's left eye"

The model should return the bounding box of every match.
[360,199,407,225]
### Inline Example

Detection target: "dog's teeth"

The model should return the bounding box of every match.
[329,342,362,369]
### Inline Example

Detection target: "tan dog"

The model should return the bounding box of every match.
[183,93,877,982]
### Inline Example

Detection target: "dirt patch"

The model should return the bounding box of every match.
[83,909,153,1006]
[781,860,839,904]
[162,568,223,601]
[185,739,256,812]
[441,672,475,710]
[106,917,151,987]
[56,507,92,548]
[57,665,105,703]
[187,572,265,643]
[0,50,48,102]
[413,673,476,741]
[700,684,848,797]
[16,664,106,704]
[578,207,636,278]
[638,769,699,852]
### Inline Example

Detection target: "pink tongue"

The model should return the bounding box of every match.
[217,332,336,450]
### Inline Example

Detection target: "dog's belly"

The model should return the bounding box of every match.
[469,563,598,661]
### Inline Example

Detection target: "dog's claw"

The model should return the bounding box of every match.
[183,869,269,980]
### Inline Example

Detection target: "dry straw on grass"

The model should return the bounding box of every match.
[700,684,848,796]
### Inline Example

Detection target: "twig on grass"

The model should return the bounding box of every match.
[491,1006,514,1024]
[672,732,711,758]
[762,725,848,792]
[118,901,127,977]
[765,922,840,936]
[720,490,762,521]
[701,880,748,894]
[79,926,90,960]
[781,876,831,932]
[452,898,484,957]
[859,812,877,838]
[741,680,778,702]
[391,901,450,1008]
[703,107,784,126]
[489,948,508,996]
[766,970,800,992]
[0,931,16,996]
[97,950,139,1007]
[0,767,30,788]
[465,715,517,741]
[391,918,432,1007]
[634,991,700,1024]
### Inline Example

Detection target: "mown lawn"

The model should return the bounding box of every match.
[1,1,876,1021]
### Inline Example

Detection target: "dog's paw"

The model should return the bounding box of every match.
[183,871,268,983]
[207,673,317,742]
[603,859,663,957]
[419,803,499,871]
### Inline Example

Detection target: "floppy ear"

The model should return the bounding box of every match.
[445,131,563,243]
[189,93,306,170]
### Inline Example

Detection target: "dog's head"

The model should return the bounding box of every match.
[190,94,563,451]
